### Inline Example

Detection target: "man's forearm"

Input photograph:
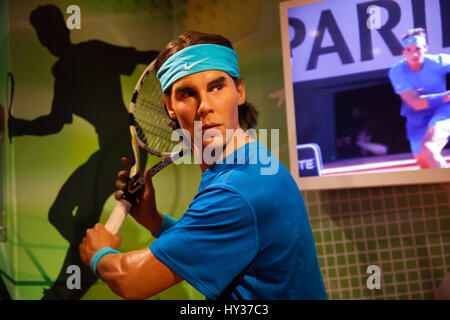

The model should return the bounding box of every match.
[142,210,164,235]
[96,250,147,300]
[134,211,177,237]
[150,213,178,238]
[419,91,450,109]
[96,248,182,300]
[405,91,449,111]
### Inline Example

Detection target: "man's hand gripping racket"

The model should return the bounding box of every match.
[104,60,184,235]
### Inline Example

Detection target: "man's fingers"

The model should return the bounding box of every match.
[117,170,129,181]
[121,157,132,169]
[143,168,155,190]
[115,180,127,190]
[114,191,123,201]
[114,234,122,248]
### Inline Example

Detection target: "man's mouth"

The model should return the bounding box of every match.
[201,123,221,131]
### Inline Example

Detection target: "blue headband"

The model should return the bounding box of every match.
[157,44,240,92]
[402,35,427,48]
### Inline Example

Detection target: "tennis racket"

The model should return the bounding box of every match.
[104,60,186,235]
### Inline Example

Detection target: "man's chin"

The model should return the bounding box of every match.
[409,58,423,65]
[202,139,226,151]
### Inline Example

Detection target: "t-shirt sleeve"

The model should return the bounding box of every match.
[388,64,413,94]
[438,53,450,73]
[149,185,258,300]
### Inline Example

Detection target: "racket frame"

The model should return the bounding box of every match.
[105,60,184,235]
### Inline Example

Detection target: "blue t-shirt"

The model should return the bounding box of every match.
[150,141,327,300]
[388,53,450,121]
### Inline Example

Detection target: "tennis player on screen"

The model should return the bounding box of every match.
[79,31,327,300]
[388,28,450,168]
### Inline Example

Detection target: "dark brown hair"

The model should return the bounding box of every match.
[155,31,258,130]
[402,28,427,41]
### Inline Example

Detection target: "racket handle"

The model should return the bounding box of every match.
[105,199,132,235]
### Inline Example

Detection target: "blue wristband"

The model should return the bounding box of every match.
[90,247,120,278]
[152,213,178,238]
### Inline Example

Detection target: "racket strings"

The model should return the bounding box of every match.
[136,121,173,151]
[134,81,179,153]
[135,114,175,151]
[131,65,183,154]
[136,101,172,132]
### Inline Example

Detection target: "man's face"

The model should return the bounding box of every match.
[402,43,427,67]
[163,70,245,153]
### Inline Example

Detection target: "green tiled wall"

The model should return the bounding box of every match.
[304,183,450,300]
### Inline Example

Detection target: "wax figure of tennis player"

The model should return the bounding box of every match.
[79,31,327,300]
[388,28,450,168]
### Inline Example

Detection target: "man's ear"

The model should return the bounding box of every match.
[163,94,177,119]
[236,79,246,106]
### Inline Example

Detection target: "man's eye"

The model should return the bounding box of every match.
[215,84,224,90]
[182,91,194,98]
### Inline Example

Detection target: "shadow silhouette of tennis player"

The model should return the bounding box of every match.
[8,5,157,299]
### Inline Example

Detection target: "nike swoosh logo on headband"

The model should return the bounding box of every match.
[184,58,209,71]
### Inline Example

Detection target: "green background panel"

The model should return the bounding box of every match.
[1,0,289,300]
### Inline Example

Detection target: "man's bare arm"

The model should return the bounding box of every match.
[97,248,183,300]
[400,89,450,111]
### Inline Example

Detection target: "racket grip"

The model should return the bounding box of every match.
[105,199,132,235]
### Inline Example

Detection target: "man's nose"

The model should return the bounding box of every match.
[197,94,213,117]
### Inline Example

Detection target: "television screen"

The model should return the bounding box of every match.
[280,0,450,189]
